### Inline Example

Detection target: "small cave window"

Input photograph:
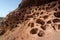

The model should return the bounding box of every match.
[41,26,46,30]
[36,19,45,25]
[47,20,51,24]
[37,30,45,37]
[30,28,38,34]
[54,12,60,18]
[28,23,34,27]
[52,19,60,23]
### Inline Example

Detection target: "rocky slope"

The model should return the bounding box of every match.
[0,0,60,40]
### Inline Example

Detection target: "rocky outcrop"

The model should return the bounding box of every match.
[19,0,57,8]
[0,0,60,40]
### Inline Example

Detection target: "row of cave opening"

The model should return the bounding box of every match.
[28,18,60,37]
[29,24,60,37]
[28,17,60,27]
[30,28,45,37]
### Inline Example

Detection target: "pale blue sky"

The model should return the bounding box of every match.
[0,0,22,17]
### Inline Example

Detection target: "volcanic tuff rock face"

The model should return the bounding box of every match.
[0,0,60,40]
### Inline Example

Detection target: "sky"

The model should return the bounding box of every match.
[0,0,22,17]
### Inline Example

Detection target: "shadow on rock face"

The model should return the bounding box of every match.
[19,0,57,8]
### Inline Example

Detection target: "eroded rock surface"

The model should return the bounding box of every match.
[0,0,60,40]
